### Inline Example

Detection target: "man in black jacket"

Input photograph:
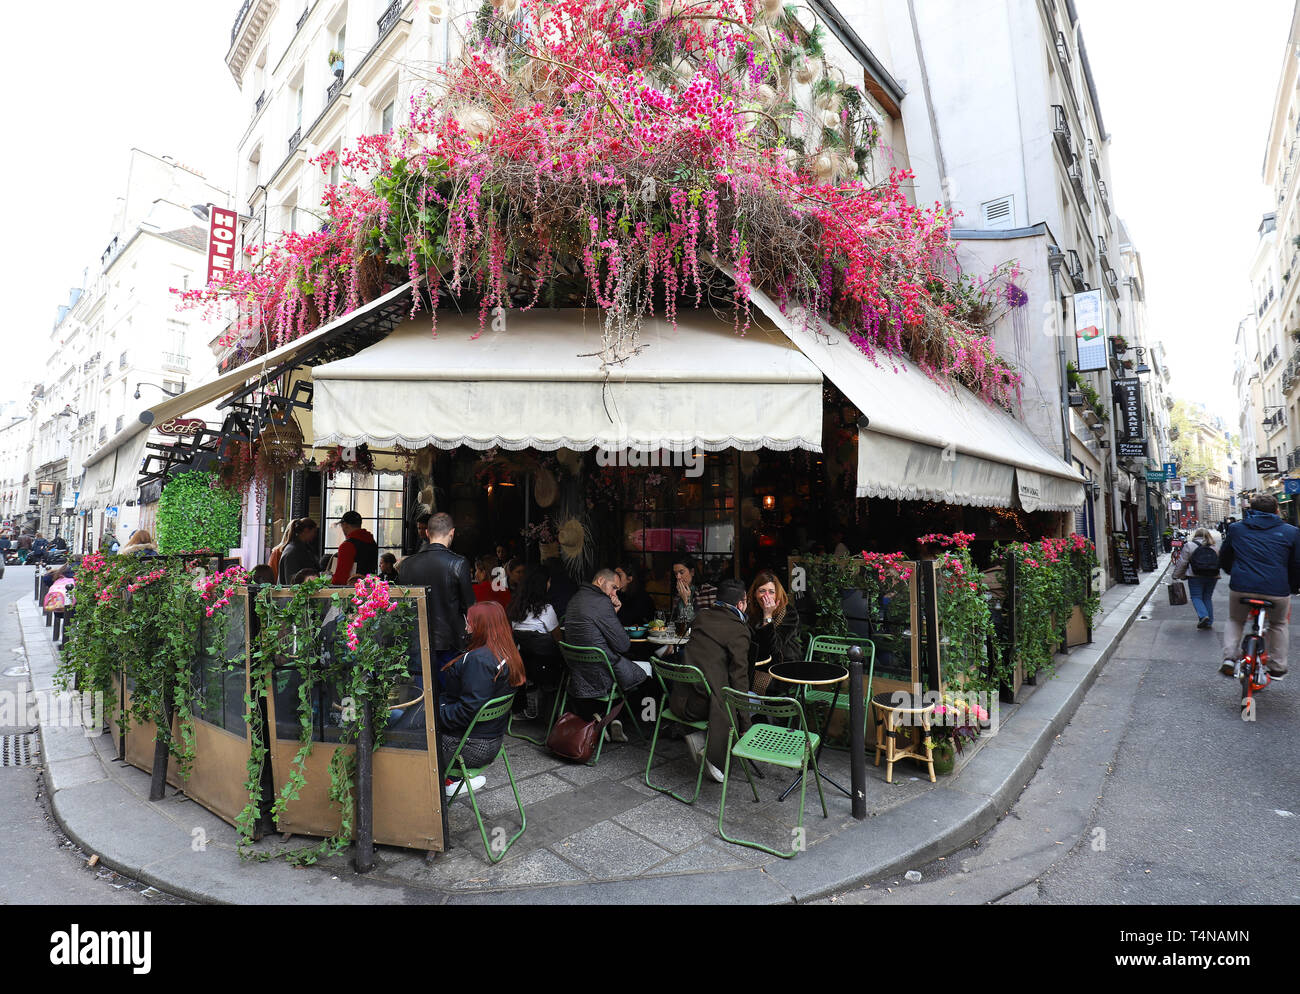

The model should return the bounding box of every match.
[397,512,475,675]
[563,569,655,737]
[669,580,752,783]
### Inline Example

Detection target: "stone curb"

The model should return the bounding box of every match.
[20,559,1167,904]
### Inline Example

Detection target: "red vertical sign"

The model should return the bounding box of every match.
[206,206,239,286]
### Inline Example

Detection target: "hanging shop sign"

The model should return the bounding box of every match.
[156,417,207,437]
[1112,376,1144,443]
[1285,478,1300,496]
[1074,289,1107,372]
[1170,500,1182,511]
[1163,462,1178,479]
[1256,456,1280,475]
[1118,441,1148,458]
[205,205,240,286]
[1145,469,1167,482]
[37,481,57,496]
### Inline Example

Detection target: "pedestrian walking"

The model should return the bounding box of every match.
[1171,527,1220,630]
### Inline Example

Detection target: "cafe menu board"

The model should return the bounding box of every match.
[1113,533,1140,585]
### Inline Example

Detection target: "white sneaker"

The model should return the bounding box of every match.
[704,758,725,784]
[445,775,486,799]
[685,730,706,768]
[607,718,628,743]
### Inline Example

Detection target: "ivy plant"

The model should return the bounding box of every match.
[156,470,242,555]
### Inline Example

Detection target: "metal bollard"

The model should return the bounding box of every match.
[353,697,375,874]
[848,645,867,820]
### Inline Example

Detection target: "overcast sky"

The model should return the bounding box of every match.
[0,1,242,409]
[0,0,1292,428]
[1077,0,1293,426]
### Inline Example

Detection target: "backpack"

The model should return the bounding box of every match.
[1189,542,1220,577]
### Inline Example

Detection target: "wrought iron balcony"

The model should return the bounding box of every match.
[1087,138,1100,178]
[287,126,302,154]
[296,5,311,31]
[1055,30,1071,69]
[1052,104,1073,161]
[1068,161,1089,210]
[118,352,127,370]
[115,415,124,433]
[1066,249,1086,291]
[1097,179,1110,217]
[378,0,402,37]
[255,90,265,115]
[98,427,107,443]
[161,352,190,374]
[327,77,343,104]
[102,365,111,381]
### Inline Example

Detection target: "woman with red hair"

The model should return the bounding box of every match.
[438,601,526,796]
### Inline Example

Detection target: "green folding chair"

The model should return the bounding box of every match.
[556,641,646,766]
[507,669,568,747]
[644,658,712,804]
[802,635,876,747]
[717,687,827,859]
[444,693,526,864]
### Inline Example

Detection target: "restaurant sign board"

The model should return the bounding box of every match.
[1112,376,1144,443]
[156,417,205,437]
[1256,456,1280,475]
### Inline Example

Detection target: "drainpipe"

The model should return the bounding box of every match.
[1047,248,1072,465]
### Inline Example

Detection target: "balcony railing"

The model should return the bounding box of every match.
[161,352,190,374]
[1052,104,1073,161]
[1097,179,1110,217]
[287,126,302,154]
[115,416,124,433]
[296,5,311,31]
[1055,30,1071,68]
[1263,344,1281,371]
[98,428,107,444]
[1087,138,1100,178]
[102,365,111,381]
[378,0,403,39]
[1068,161,1089,211]
[255,91,265,115]
[119,352,127,370]
[231,0,252,45]
[327,77,343,104]
[1066,249,1086,291]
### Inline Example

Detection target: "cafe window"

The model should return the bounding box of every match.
[323,469,405,560]
[619,452,735,601]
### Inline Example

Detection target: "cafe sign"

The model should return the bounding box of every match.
[156,417,205,436]
[1112,376,1144,444]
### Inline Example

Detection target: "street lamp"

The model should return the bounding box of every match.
[135,381,186,400]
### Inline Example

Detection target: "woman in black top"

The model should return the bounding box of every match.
[277,518,320,584]
[745,570,802,694]
[439,601,526,776]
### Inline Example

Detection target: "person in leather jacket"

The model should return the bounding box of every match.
[397,511,476,672]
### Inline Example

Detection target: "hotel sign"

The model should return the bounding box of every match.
[205,205,239,286]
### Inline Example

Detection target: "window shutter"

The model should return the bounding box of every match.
[981,195,1015,230]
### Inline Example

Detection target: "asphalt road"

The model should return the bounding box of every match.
[826,576,1300,905]
[0,565,184,905]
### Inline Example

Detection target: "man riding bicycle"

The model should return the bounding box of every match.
[1217,494,1300,679]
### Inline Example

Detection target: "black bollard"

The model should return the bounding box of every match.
[848,645,867,820]
[148,661,174,801]
[353,697,375,874]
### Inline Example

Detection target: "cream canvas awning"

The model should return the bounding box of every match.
[745,288,1085,512]
[311,310,824,452]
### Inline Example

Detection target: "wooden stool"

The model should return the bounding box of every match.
[871,693,935,784]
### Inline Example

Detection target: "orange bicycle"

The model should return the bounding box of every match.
[1234,597,1275,717]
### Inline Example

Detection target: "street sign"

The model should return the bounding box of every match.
[1146,470,1167,482]
[1163,462,1177,478]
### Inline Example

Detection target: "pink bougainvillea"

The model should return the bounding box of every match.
[179,0,1022,407]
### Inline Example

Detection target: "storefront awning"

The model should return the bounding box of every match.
[745,288,1085,511]
[310,310,824,452]
[81,424,152,510]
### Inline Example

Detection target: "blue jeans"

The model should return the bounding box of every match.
[1187,577,1217,623]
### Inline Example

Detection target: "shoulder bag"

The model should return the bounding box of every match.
[547,700,624,763]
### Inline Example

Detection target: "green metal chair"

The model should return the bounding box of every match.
[556,641,646,766]
[802,635,876,746]
[644,658,712,804]
[507,670,568,747]
[717,688,827,859]
[444,693,526,865]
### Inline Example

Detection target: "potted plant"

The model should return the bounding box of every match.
[328,49,344,77]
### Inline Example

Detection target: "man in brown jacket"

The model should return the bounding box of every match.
[669,579,751,783]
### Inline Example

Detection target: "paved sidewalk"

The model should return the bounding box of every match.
[23,558,1169,904]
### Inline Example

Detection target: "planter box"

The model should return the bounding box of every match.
[1066,604,1090,647]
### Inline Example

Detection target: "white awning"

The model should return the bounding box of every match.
[311,309,824,452]
[745,288,1085,511]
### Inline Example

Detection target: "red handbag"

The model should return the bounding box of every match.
[546,701,624,763]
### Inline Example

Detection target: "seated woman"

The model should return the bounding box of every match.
[745,570,802,694]
[507,565,562,717]
[378,552,401,583]
[438,601,526,796]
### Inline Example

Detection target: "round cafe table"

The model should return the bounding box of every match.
[766,661,851,801]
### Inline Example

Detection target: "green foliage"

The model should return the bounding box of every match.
[933,549,997,695]
[157,471,242,555]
